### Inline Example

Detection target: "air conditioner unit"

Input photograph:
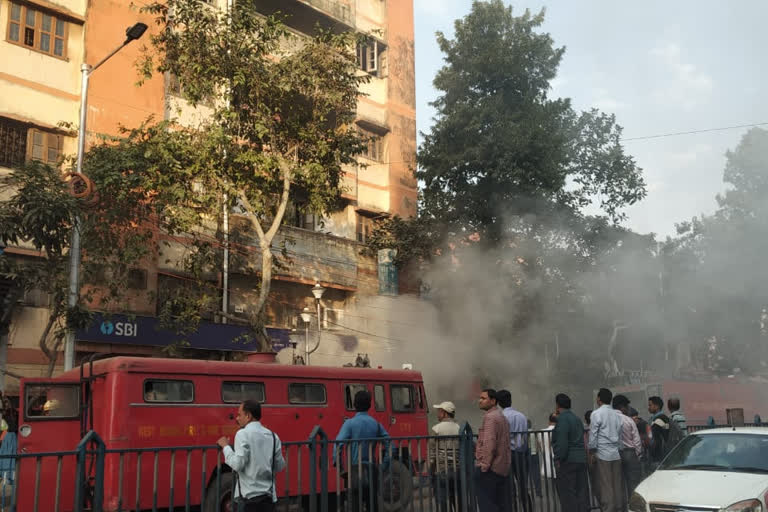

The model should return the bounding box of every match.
[234,304,245,314]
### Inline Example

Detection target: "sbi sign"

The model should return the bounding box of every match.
[100,320,138,337]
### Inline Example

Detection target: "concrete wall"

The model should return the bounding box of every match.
[385,0,417,218]
[83,0,164,140]
[0,0,83,157]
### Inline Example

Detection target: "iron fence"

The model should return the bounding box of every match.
[0,426,613,512]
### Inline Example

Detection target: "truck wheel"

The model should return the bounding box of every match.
[203,471,235,512]
[380,460,413,512]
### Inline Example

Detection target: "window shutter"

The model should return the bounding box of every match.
[366,41,378,73]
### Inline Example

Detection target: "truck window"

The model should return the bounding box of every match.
[374,385,385,411]
[25,384,80,420]
[416,385,425,409]
[391,384,415,413]
[144,380,194,403]
[222,382,266,403]
[344,384,368,410]
[288,383,326,404]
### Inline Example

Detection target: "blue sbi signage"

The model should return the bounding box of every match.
[78,313,290,352]
[99,319,137,337]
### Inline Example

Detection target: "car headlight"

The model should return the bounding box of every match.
[628,491,647,512]
[725,499,762,512]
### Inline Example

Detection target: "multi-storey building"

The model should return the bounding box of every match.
[0,0,416,392]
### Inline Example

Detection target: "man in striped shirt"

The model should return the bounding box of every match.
[474,389,511,512]
[612,395,643,501]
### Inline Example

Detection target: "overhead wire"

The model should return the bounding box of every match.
[620,122,768,142]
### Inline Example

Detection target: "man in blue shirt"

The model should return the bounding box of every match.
[335,390,390,512]
[497,389,531,512]
[588,388,622,512]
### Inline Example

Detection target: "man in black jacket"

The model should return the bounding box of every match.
[552,393,588,512]
[647,396,670,470]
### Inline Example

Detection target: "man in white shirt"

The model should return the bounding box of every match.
[218,400,286,511]
[429,401,461,512]
[588,388,622,512]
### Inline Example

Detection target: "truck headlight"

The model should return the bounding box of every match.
[725,500,762,512]
[629,491,647,512]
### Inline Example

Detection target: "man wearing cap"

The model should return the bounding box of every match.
[429,401,461,511]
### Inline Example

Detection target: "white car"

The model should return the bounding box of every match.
[630,427,768,512]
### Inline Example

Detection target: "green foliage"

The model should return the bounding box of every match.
[664,128,768,373]
[0,151,159,372]
[364,216,438,269]
[106,0,368,349]
[367,1,652,386]
[418,1,644,240]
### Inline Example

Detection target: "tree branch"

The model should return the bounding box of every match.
[264,157,293,243]
[216,310,250,326]
[38,310,58,363]
[236,191,267,241]
[0,368,23,380]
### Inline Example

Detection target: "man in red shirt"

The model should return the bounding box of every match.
[474,389,511,512]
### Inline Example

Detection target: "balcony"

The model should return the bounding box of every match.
[253,0,355,34]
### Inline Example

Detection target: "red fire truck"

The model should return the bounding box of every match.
[17,355,430,511]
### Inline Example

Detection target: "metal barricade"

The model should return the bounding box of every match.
[2,426,609,512]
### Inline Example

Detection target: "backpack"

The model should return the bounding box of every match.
[665,417,685,455]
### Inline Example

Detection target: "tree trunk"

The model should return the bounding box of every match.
[38,310,59,375]
[45,337,64,377]
[239,163,293,352]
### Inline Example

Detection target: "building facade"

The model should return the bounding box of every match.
[0,0,416,393]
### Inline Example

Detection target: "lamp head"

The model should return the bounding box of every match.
[125,22,148,44]
[311,282,326,300]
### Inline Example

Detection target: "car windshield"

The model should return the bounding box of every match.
[660,433,768,473]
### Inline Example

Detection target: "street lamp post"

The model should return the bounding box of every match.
[300,308,311,365]
[63,22,149,371]
[308,282,325,364]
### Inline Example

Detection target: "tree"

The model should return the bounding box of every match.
[667,128,768,373]
[418,1,644,242]
[367,2,651,399]
[0,151,158,375]
[126,0,367,350]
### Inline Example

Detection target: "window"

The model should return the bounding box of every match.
[344,383,368,410]
[659,433,768,472]
[25,384,80,419]
[323,308,344,329]
[0,118,64,168]
[167,72,183,97]
[374,385,385,412]
[167,72,214,106]
[7,3,67,58]
[356,214,375,243]
[288,383,326,404]
[20,287,50,307]
[297,213,319,231]
[144,379,194,403]
[390,384,415,413]
[358,129,384,162]
[28,129,63,165]
[357,39,385,76]
[222,381,266,403]
[127,268,148,290]
[0,117,28,168]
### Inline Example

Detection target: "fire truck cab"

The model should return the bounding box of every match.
[17,356,429,511]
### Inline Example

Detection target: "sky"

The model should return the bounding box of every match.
[413,0,768,238]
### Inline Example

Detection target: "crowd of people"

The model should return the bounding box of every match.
[215,386,688,512]
[470,386,688,512]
